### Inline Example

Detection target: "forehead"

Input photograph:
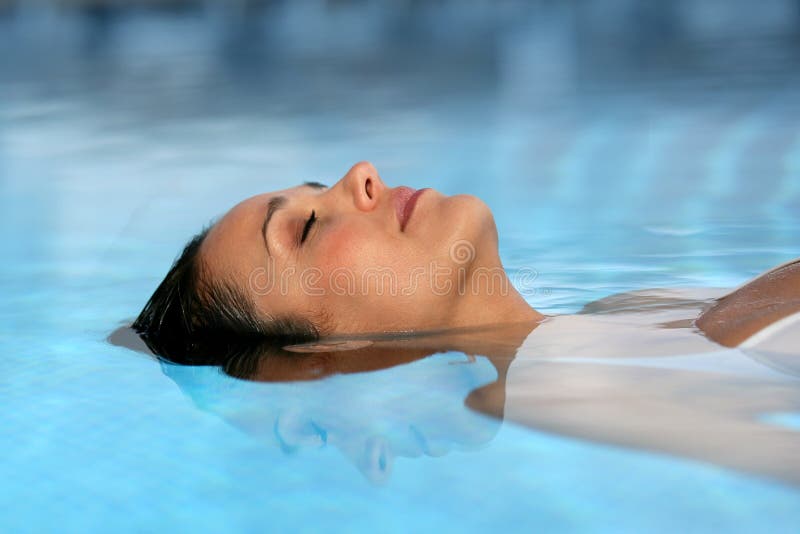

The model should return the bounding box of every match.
[200,185,306,282]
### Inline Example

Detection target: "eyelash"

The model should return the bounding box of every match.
[300,210,317,245]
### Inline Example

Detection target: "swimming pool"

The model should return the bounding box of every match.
[1,2,799,531]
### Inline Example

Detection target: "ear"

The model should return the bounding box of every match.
[283,339,374,353]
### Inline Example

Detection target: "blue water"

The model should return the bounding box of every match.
[2,2,800,532]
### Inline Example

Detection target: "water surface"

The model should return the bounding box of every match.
[2,2,800,531]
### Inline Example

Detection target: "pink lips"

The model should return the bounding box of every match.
[393,186,428,231]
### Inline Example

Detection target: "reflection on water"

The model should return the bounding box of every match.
[163,353,502,485]
[113,323,522,484]
[113,294,800,487]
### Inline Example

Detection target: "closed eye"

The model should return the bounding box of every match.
[300,210,317,245]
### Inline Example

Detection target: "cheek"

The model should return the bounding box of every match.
[303,222,462,332]
[310,224,425,303]
[313,224,401,275]
[313,225,366,274]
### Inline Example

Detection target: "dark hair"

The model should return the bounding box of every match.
[133,227,319,366]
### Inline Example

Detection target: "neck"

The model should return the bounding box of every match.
[448,270,544,331]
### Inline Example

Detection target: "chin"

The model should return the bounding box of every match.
[442,194,499,258]
[457,193,494,220]
[454,193,496,232]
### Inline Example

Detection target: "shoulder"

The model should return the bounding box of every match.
[696,258,800,347]
[578,287,726,317]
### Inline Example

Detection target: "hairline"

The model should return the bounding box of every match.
[195,229,327,340]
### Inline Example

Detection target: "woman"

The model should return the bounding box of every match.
[128,161,800,485]
[133,161,800,364]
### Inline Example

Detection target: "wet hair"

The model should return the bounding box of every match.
[132,227,319,366]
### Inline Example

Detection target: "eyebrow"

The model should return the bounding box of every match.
[262,195,287,257]
[303,181,328,189]
[261,182,328,256]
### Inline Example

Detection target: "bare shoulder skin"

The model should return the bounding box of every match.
[696,258,800,346]
[574,258,800,346]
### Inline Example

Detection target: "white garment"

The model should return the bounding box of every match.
[500,289,800,486]
[511,287,800,384]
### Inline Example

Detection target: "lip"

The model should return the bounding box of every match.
[393,186,429,231]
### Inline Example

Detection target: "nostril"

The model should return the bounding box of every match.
[365,178,373,200]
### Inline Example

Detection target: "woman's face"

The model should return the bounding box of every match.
[200,161,501,335]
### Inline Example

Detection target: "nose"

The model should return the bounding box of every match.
[342,161,385,212]
[358,435,393,484]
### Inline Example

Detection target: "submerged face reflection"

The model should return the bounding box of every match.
[159,337,508,485]
[200,161,500,336]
